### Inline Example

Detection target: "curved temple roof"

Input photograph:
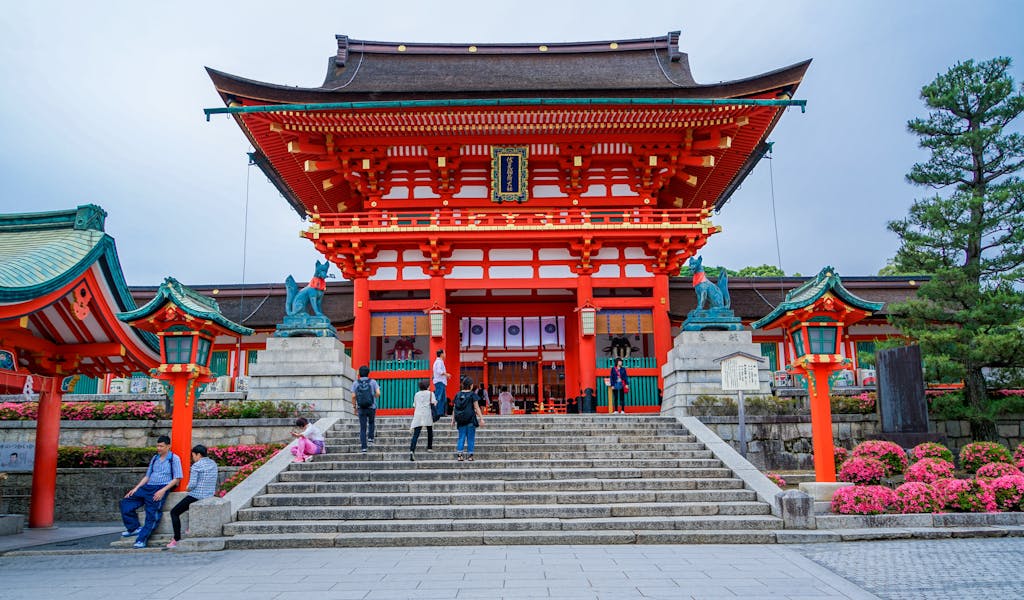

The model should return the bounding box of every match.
[751,267,887,330]
[118,277,255,336]
[208,31,810,103]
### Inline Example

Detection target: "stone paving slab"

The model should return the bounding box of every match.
[0,544,881,599]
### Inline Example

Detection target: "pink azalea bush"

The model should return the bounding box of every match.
[904,458,955,484]
[911,442,954,464]
[0,402,39,420]
[976,462,1023,479]
[834,446,850,472]
[934,478,995,512]
[838,457,887,485]
[851,440,908,477]
[217,455,273,497]
[831,485,896,515]
[1014,444,1024,470]
[894,482,943,513]
[986,475,1024,511]
[1,400,313,422]
[207,444,285,467]
[959,442,1013,473]
[766,472,786,487]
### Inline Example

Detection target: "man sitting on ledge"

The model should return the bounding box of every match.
[119,434,182,548]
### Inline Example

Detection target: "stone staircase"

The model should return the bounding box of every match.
[221,415,782,548]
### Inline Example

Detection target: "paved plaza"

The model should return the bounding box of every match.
[2,537,1022,599]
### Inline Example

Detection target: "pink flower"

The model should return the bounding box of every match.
[911,442,954,464]
[894,482,943,513]
[905,458,955,484]
[984,475,1024,511]
[976,462,1022,479]
[934,478,995,512]
[838,457,888,485]
[831,485,896,515]
[766,472,786,487]
[959,442,1013,473]
[851,440,908,477]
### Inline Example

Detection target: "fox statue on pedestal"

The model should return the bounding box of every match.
[688,255,731,311]
[285,260,329,317]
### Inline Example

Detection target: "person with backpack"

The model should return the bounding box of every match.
[119,434,182,548]
[408,379,436,461]
[351,365,381,453]
[452,375,484,462]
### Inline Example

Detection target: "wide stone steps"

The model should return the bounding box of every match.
[288,458,726,470]
[278,467,736,482]
[236,501,771,521]
[218,415,781,547]
[224,514,780,535]
[266,477,746,494]
[251,489,758,507]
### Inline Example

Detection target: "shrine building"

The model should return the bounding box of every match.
[203,32,825,412]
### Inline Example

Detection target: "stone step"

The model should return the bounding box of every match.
[322,442,708,452]
[224,514,781,535]
[278,467,736,482]
[219,528,779,549]
[266,477,747,494]
[236,501,771,521]
[289,458,726,470]
[313,450,716,461]
[251,489,757,507]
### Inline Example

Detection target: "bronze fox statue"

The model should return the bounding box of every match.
[688,256,730,310]
[285,260,329,317]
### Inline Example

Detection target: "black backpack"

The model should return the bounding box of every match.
[453,391,477,425]
[355,378,375,409]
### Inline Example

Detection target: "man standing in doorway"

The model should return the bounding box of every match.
[351,365,381,453]
[432,349,450,420]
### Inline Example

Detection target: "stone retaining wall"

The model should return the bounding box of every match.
[0,467,239,521]
[699,414,1024,470]
[0,418,296,447]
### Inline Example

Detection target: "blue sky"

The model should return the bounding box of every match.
[1,1,1021,286]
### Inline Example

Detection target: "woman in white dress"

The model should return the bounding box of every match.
[409,380,437,461]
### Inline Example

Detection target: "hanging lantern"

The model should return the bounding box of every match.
[578,302,597,337]
[426,303,448,338]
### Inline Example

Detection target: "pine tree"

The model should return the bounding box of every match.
[887,57,1024,432]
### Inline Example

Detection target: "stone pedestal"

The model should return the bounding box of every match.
[661,330,773,417]
[247,337,355,415]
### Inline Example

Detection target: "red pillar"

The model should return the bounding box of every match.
[563,311,579,402]
[808,366,837,482]
[351,275,371,370]
[169,374,196,491]
[577,274,596,409]
[429,274,446,375]
[652,272,672,390]
[29,376,60,528]
[445,311,461,395]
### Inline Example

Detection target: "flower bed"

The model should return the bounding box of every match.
[830,392,876,414]
[217,455,274,497]
[893,482,943,513]
[838,457,887,485]
[912,442,954,464]
[831,485,896,514]
[766,472,786,487]
[0,400,313,422]
[976,462,1023,479]
[56,444,283,468]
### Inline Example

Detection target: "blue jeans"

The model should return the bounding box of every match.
[119,482,168,544]
[358,407,376,450]
[433,381,447,418]
[456,423,476,454]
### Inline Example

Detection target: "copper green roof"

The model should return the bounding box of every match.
[0,204,160,353]
[751,266,886,330]
[118,277,254,336]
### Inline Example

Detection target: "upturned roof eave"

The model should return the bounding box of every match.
[205,58,811,106]
[118,280,255,336]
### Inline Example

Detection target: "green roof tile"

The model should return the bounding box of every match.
[751,266,886,330]
[118,277,254,336]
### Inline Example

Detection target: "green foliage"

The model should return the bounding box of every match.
[745,395,801,415]
[736,264,786,277]
[886,57,1024,419]
[678,265,738,278]
[691,395,738,416]
[55,444,283,468]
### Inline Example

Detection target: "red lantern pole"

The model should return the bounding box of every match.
[807,365,837,482]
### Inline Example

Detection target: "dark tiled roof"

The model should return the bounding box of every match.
[207,32,810,103]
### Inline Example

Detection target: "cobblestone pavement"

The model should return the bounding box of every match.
[0,544,876,600]
[794,538,1024,600]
